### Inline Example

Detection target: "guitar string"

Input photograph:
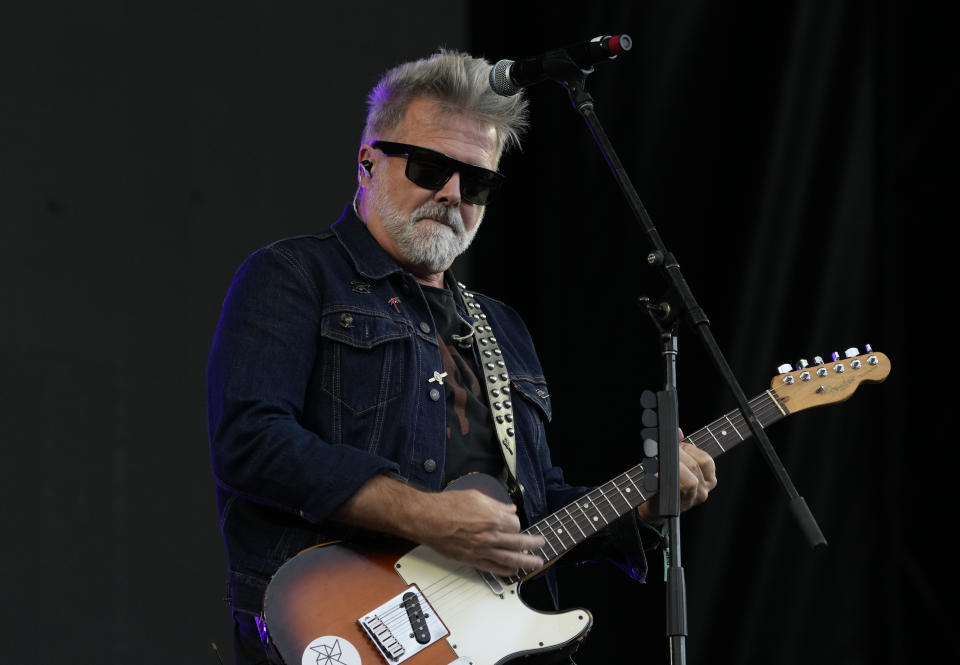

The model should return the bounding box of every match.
[517,393,787,547]
[506,390,794,578]
[376,387,794,628]
[370,369,853,632]
[514,357,877,575]
[374,560,493,631]
[520,358,874,567]
[370,364,884,628]
[373,431,754,633]
[466,358,877,597]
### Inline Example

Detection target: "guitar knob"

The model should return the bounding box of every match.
[813,356,824,365]
[796,358,809,369]
[844,347,859,358]
[777,363,793,374]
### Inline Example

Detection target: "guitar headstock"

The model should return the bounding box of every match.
[770,347,891,414]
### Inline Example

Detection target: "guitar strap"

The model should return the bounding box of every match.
[453,281,524,507]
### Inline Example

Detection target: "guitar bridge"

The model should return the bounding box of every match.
[358,585,448,663]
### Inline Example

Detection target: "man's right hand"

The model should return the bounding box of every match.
[417,488,545,576]
[333,475,545,577]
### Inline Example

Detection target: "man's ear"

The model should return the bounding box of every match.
[357,145,376,181]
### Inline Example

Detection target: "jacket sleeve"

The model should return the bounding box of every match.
[206,244,400,524]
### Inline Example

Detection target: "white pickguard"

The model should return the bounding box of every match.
[395,545,591,665]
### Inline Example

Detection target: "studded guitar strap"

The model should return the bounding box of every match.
[452,281,523,505]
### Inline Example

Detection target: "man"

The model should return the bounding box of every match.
[207,49,716,665]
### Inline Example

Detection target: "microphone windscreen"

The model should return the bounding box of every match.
[489,60,520,97]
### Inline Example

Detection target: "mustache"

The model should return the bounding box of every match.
[411,203,464,233]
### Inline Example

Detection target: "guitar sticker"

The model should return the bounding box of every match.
[302,636,361,665]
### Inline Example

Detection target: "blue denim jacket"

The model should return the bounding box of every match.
[207,206,645,614]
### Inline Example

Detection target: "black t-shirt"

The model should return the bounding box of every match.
[421,285,506,487]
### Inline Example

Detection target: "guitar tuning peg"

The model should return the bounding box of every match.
[813,355,824,365]
[831,351,840,362]
[864,343,873,353]
[777,363,793,374]
[795,358,809,369]
[844,347,859,358]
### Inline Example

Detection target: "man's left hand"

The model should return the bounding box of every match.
[636,433,717,522]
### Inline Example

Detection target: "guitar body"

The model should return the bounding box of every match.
[263,474,592,665]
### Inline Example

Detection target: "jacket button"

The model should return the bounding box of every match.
[423,458,437,472]
[419,321,431,333]
[429,388,441,401]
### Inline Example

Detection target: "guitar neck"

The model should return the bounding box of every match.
[510,388,790,580]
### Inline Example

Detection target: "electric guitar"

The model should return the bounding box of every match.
[261,349,890,665]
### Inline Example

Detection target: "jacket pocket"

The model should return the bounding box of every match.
[510,376,553,423]
[318,307,408,414]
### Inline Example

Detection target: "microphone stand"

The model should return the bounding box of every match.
[534,51,827,665]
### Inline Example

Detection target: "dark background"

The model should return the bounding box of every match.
[2,1,955,663]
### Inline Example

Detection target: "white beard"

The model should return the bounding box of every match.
[370,180,481,273]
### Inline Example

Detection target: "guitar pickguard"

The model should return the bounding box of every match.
[395,544,591,664]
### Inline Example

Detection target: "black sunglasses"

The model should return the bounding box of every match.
[371,140,504,205]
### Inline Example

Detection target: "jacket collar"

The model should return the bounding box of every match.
[330,204,467,296]
[330,204,407,281]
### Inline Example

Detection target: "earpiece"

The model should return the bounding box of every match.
[360,160,373,177]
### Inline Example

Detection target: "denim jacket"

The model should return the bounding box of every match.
[207,206,645,614]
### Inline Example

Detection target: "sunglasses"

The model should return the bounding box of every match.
[372,140,504,205]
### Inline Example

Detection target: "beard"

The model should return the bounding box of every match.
[370,179,482,274]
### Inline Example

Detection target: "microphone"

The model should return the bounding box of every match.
[489,34,632,96]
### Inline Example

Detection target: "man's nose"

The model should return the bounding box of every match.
[434,171,461,205]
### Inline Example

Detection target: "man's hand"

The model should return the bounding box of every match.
[417,489,545,577]
[636,432,717,523]
[333,475,545,577]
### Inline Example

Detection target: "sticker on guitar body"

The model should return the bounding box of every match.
[302,636,361,665]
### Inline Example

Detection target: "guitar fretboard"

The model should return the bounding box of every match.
[505,389,789,583]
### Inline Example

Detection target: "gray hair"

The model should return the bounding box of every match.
[361,49,529,159]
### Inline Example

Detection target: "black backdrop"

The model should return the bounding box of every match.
[468,3,957,664]
[1,1,956,664]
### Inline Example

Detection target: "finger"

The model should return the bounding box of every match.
[493,508,523,534]
[681,439,711,463]
[476,559,531,577]
[678,446,706,484]
[651,454,706,503]
[478,548,545,576]
[475,560,518,577]
[635,500,660,523]
[475,493,524,530]
[676,453,711,508]
[481,493,517,513]
[491,531,546,554]
[682,443,717,488]
[677,463,700,500]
